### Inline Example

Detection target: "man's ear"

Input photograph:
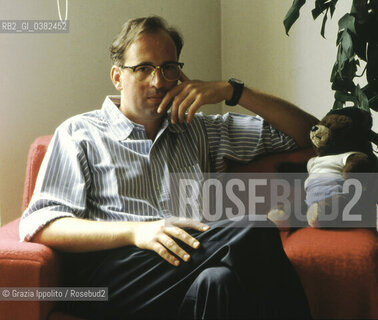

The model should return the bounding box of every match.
[110,65,123,91]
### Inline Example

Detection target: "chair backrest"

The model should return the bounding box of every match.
[228,148,314,173]
[22,135,52,212]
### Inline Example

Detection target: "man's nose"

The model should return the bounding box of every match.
[150,67,165,88]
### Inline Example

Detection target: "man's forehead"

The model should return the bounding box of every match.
[123,30,177,64]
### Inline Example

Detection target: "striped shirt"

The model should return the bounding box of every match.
[19,96,297,241]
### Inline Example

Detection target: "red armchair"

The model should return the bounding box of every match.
[0,136,376,319]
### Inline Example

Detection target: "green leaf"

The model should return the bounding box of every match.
[350,0,370,24]
[334,90,357,104]
[335,29,354,76]
[333,86,370,111]
[332,99,344,110]
[283,0,306,35]
[343,59,358,78]
[338,13,356,34]
[330,63,338,82]
[312,0,331,20]
[354,85,370,111]
[329,0,338,17]
[312,7,323,20]
[321,9,328,38]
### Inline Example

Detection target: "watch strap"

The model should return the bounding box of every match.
[225,78,244,106]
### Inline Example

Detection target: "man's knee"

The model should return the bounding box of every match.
[195,266,236,287]
[179,266,248,319]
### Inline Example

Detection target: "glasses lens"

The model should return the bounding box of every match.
[162,63,181,81]
[134,65,155,81]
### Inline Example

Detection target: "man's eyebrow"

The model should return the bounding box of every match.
[135,60,179,66]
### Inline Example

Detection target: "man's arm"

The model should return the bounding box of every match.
[158,74,318,147]
[25,122,209,267]
[32,216,209,267]
[237,86,318,147]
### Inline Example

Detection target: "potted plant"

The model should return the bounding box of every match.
[284,0,378,145]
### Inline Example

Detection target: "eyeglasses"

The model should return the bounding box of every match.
[120,62,184,82]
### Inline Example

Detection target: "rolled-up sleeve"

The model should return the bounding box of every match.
[19,122,91,241]
[202,112,298,172]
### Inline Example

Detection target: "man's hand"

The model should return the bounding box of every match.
[131,217,210,266]
[158,73,232,124]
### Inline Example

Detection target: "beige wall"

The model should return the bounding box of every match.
[221,0,377,129]
[220,0,377,140]
[1,0,376,225]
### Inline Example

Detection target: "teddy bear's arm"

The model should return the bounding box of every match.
[343,153,372,173]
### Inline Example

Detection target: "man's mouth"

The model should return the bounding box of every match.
[147,93,166,104]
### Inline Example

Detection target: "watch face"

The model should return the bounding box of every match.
[230,78,244,85]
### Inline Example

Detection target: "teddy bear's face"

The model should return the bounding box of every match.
[310,114,354,155]
[310,124,329,148]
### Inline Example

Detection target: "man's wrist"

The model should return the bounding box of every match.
[224,81,234,102]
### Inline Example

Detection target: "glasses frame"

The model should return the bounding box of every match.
[120,61,184,82]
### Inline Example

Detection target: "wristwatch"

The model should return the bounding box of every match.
[225,78,244,106]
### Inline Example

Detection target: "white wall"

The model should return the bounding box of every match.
[1,0,376,225]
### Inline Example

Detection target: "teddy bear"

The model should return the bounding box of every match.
[268,107,377,228]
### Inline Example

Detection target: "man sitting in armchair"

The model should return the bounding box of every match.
[20,15,318,320]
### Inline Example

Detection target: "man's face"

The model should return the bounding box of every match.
[116,30,178,122]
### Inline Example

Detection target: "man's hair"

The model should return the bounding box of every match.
[109,16,183,66]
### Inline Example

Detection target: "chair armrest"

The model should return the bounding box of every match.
[0,218,60,320]
[284,228,378,319]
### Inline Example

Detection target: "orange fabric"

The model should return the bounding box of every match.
[1,135,82,320]
[22,135,52,212]
[0,219,61,320]
[284,228,377,319]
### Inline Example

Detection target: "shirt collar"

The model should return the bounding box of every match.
[101,96,184,141]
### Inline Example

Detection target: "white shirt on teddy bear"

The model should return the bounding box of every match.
[306,151,361,174]
[304,151,361,205]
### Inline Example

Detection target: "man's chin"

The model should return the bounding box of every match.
[145,106,166,119]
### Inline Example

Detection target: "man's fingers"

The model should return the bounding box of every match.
[186,98,203,123]
[157,233,191,262]
[138,218,210,266]
[152,242,180,266]
[177,95,196,123]
[157,81,188,115]
[170,96,180,124]
[157,85,181,114]
[169,86,193,124]
[165,226,201,250]
[168,217,210,232]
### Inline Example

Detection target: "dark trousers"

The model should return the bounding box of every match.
[62,218,311,319]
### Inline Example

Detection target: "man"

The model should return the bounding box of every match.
[20,16,317,319]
